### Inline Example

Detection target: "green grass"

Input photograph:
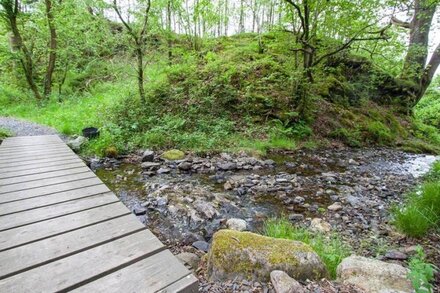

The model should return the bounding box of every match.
[263,218,351,279]
[393,162,440,237]
[408,246,438,293]
[0,128,11,141]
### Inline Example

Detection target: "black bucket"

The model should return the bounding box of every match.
[82,127,100,139]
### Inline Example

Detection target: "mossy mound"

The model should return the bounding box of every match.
[161,149,185,160]
[207,229,328,282]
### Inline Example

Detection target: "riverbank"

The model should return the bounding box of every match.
[89,147,438,292]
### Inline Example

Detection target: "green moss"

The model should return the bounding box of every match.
[208,229,325,281]
[161,149,185,160]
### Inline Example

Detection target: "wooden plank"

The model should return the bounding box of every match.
[0,215,145,279]
[0,184,110,216]
[0,135,62,143]
[0,145,69,155]
[0,158,83,174]
[0,150,74,163]
[0,171,95,194]
[0,139,63,147]
[0,230,165,292]
[0,202,129,251]
[0,141,62,147]
[0,162,86,180]
[73,250,197,293]
[0,166,90,186]
[0,193,117,231]
[0,177,102,203]
[1,135,60,141]
[158,275,199,293]
[0,153,78,168]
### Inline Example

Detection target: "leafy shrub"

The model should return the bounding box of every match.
[263,218,351,278]
[408,246,438,293]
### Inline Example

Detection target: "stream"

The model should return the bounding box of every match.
[93,148,437,249]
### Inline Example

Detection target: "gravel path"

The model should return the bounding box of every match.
[0,117,61,137]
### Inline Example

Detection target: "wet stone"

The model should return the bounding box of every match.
[193,240,209,252]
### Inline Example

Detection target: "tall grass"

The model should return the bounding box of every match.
[263,218,351,279]
[393,161,440,237]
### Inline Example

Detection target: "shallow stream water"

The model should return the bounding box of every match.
[94,148,437,246]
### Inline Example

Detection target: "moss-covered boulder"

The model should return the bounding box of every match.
[207,230,328,282]
[161,149,185,160]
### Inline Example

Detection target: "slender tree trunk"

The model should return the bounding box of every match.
[239,0,245,33]
[8,8,42,99]
[167,0,172,62]
[136,46,146,103]
[44,0,57,97]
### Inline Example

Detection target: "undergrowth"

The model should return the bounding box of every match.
[393,161,440,237]
[408,246,438,293]
[263,218,351,279]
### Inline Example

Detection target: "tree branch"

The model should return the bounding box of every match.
[313,25,391,66]
[284,0,306,34]
[391,16,411,29]
[139,0,151,39]
[112,0,136,39]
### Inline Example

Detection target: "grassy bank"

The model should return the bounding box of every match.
[1,34,439,156]
[263,218,351,278]
[393,161,440,237]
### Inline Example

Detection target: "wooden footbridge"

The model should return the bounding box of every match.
[0,135,198,292]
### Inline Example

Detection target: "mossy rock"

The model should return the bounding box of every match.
[104,146,118,158]
[207,229,328,282]
[161,149,185,160]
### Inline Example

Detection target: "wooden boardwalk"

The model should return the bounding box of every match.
[0,135,198,292]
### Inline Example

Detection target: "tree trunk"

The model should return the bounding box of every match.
[8,7,42,100]
[239,0,245,33]
[136,46,146,104]
[44,0,57,97]
[167,0,172,62]
[400,0,436,83]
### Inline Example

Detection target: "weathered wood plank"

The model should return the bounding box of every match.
[0,215,145,279]
[0,177,102,203]
[0,193,117,231]
[0,153,78,168]
[73,250,197,293]
[0,150,74,163]
[0,184,110,216]
[0,162,85,179]
[0,230,165,292]
[0,202,129,251]
[0,145,68,155]
[0,166,90,186]
[158,275,199,293]
[0,171,95,194]
[0,158,83,174]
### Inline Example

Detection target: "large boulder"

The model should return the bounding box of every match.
[337,255,414,293]
[207,230,328,282]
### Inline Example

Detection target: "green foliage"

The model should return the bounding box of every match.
[408,246,438,293]
[393,161,440,237]
[330,127,361,147]
[263,218,351,279]
[364,121,394,145]
[0,127,11,141]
